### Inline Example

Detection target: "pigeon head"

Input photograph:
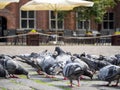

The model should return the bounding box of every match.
[83,70,93,80]
[80,52,86,57]
[55,47,65,55]
[49,62,63,75]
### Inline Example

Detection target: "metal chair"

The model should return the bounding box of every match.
[7,29,17,45]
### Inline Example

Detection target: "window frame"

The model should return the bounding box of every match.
[49,11,64,31]
[102,12,114,30]
[76,12,90,30]
[20,10,36,29]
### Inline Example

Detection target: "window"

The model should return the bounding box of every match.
[49,11,64,30]
[76,12,90,30]
[20,11,36,29]
[103,12,114,29]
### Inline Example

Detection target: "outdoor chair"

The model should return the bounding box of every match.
[7,29,17,45]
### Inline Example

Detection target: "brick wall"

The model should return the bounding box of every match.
[0,0,120,32]
[64,12,76,30]
[114,2,120,28]
[36,11,49,30]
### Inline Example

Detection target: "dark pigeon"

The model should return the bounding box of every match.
[98,54,120,65]
[98,65,120,86]
[54,47,66,55]
[80,56,111,72]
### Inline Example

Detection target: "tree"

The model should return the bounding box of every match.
[74,0,120,33]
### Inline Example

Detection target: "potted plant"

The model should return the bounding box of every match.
[85,31,93,36]
[27,29,39,46]
[112,31,120,45]
[28,29,38,34]
[114,31,120,35]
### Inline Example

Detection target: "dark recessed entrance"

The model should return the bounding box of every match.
[0,16,7,42]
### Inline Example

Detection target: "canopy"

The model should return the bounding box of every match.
[21,0,94,11]
[0,0,19,9]
[21,0,94,43]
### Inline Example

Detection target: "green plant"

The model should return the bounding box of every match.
[86,31,92,35]
[114,31,120,35]
[30,29,37,33]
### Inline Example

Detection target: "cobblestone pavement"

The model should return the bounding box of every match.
[0,46,120,56]
[0,46,120,90]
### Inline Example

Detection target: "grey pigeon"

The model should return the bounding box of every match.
[63,62,84,87]
[0,64,9,78]
[0,56,29,79]
[98,65,120,86]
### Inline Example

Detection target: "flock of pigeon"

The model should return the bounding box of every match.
[0,47,120,87]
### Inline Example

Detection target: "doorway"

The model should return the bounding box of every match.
[0,16,7,42]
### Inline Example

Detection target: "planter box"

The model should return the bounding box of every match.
[26,33,39,46]
[112,35,120,45]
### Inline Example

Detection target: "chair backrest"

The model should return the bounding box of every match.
[64,30,73,36]
[7,29,16,36]
[3,30,9,36]
[24,29,31,33]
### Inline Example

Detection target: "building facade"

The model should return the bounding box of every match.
[0,0,120,42]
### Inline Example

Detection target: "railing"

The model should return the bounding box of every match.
[62,36,111,45]
[0,32,119,46]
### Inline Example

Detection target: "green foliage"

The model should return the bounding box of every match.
[0,87,6,90]
[33,79,53,86]
[114,31,120,35]
[19,75,27,78]
[74,0,120,23]
[57,11,68,21]
[30,29,37,33]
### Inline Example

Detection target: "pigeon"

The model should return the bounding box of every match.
[63,62,84,87]
[0,55,29,78]
[0,64,9,78]
[54,47,71,68]
[16,50,57,78]
[48,47,72,75]
[98,65,120,86]
[54,47,66,55]
[69,56,93,79]
[63,56,93,87]
[80,56,111,73]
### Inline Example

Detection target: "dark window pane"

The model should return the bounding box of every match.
[29,20,34,28]
[109,13,113,20]
[78,12,83,18]
[58,21,63,29]
[21,11,27,18]
[84,21,89,29]
[51,11,55,19]
[103,22,108,29]
[78,21,83,29]
[78,12,81,17]
[58,12,63,19]
[21,20,27,28]
[29,11,34,18]
[103,13,108,20]
[109,22,114,29]
[51,21,55,29]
